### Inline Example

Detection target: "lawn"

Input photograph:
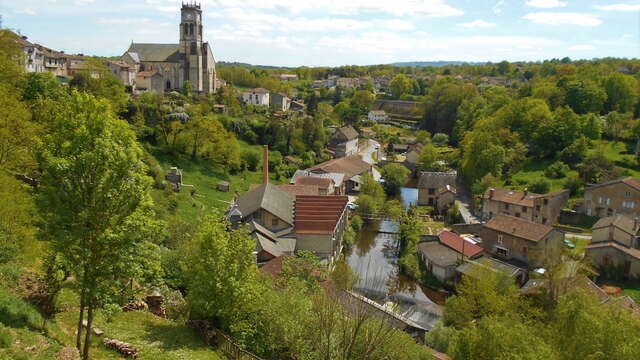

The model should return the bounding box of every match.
[506,158,579,193]
[150,143,285,222]
[50,288,225,360]
[590,140,640,178]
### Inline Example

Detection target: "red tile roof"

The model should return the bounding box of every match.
[483,214,555,242]
[439,231,483,258]
[483,188,539,207]
[307,155,371,180]
[295,195,348,235]
[277,184,320,196]
[295,176,334,189]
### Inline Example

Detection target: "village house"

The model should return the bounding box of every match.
[368,110,388,122]
[306,155,376,193]
[482,188,570,225]
[135,71,164,95]
[479,214,564,268]
[417,231,484,282]
[107,60,136,87]
[328,126,359,158]
[290,100,306,112]
[586,215,640,278]
[270,73,298,81]
[243,88,270,106]
[269,93,291,112]
[291,170,345,195]
[229,147,349,264]
[457,255,528,286]
[417,171,457,208]
[583,177,640,218]
[404,143,424,173]
[293,176,336,195]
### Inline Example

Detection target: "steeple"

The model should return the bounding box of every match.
[180,2,203,48]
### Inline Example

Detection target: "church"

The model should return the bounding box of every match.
[120,2,217,94]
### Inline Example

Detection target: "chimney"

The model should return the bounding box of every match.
[523,188,529,198]
[262,145,269,185]
[489,188,495,199]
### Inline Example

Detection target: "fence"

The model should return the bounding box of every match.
[217,331,264,360]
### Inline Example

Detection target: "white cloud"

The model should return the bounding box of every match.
[458,19,496,28]
[525,0,568,8]
[493,0,506,14]
[383,19,415,31]
[523,12,602,26]
[97,18,155,25]
[211,0,463,17]
[16,8,37,15]
[594,3,640,11]
[569,44,595,50]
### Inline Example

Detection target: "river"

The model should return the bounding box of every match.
[345,188,447,311]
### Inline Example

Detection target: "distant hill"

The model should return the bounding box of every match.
[217,61,288,70]
[390,61,486,67]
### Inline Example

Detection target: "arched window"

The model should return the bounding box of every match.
[166,80,172,90]
[189,23,194,36]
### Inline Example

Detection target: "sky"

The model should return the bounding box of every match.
[0,0,638,67]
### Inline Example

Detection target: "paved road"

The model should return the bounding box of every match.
[359,139,381,165]
[455,180,481,224]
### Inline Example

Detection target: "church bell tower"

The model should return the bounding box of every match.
[180,2,204,91]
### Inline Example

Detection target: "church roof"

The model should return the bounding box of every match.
[127,43,183,62]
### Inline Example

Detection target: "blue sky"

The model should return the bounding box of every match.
[0,0,638,66]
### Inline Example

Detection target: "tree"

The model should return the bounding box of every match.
[0,86,40,172]
[389,74,412,99]
[186,215,258,333]
[0,172,36,266]
[582,113,602,140]
[423,82,478,136]
[419,143,439,171]
[432,133,449,146]
[528,177,551,194]
[352,90,375,109]
[603,72,638,113]
[381,163,410,196]
[37,91,153,359]
[564,80,606,115]
[532,84,565,110]
[182,80,192,96]
[532,106,582,158]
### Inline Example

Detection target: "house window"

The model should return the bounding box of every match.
[505,203,510,210]
[515,213,521,218]
[623,201,635,209]
[543,218,548,224]
[543,199,549,205]
[497,234,503,245]
[536,205,540,211]
[522,206,527,212]
[495,246,509,257]
[523,246,528,254]
[586,208,592,216]
[271,218,278,227]
[428,188,435,195]
[625,191,632,198]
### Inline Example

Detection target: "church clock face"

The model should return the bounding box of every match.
[186,13,193,20]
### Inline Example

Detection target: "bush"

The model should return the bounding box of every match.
[102,303,122,323]
[544,161,570,179]
[242,148,261,171]
[564,174,584,196]
[0,289,44,330]
[350,215,364,232]
[432,133,449,146]
[0,326,12,348]
[529,178,551,194]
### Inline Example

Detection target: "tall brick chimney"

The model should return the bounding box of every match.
[262,145,269,185]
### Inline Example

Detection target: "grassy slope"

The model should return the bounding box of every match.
[150,142,285,222]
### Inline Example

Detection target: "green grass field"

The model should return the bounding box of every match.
[150,143,285,222]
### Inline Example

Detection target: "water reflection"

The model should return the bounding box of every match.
[400,187,418,209]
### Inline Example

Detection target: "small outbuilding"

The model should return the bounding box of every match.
[217,181,230,192]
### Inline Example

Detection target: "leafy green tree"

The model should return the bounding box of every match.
[381,163,410,196]
[532,84,565,110]
[532,106,582,158]
[0,87,40,172]
[564,79,606,115]
[423,82,477,136]
[528,177,551,194]
[0,30,26,89]
[182,80,192,96]
[419,143,439,171]
[37,91,153,359]
[432,133,449,146]
[352,90,375,109]
[389,74,412,99]
[0,173,36,265]
[603,72,638,113]
[581,113,602,140]
[21,72,67,102]
[544,161,570,179]
[559,136,589,166]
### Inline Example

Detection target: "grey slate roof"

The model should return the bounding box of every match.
[593,214,637,235]
[456,256,525,278]
[236,183,294,225]
[333,126,359,142]
[291,170,345,187]
[127,43,183,62]
[417,241,460,267]
[251,220,296,257]
[417,171,457,189]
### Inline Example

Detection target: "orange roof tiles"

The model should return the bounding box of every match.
[294,195,348,235]
[439,231,483,258]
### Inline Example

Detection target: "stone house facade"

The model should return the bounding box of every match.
[368,110,388,122]
[583,177,640,218]
[479,214,564,268]
[482,188,569,225]
[243,88,270,106]
[417,171,457,208]
[586,215,640,278]
[269,93,291,112]
[328,126,359,158]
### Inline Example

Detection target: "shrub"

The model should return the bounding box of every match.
[0,289,44,330]
[102,303,122,323]
[0,326,12,348]
[432,133,449,146]
[350,215,364,232]
[529,178,551,194]
[544,161,570,179]
[564,174,584,196]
